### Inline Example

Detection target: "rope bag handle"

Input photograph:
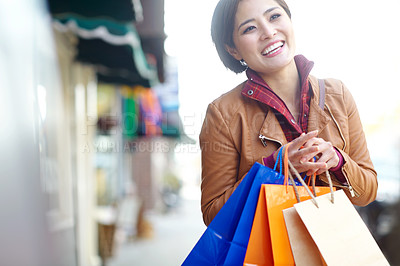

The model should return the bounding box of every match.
[282,144,335,208]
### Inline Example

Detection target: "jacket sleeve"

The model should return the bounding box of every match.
[336,82,377,206]
[199,103,245,226]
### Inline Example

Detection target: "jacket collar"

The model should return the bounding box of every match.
[257,72,332,146]
[243,55,317,144]
[243,54,314,94]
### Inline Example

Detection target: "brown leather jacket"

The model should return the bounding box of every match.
[199,75,377,226]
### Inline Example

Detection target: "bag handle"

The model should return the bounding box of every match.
[282,145,319,207]
[282,145,335,207]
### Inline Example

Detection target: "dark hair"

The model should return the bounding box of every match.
[211,0,292,73]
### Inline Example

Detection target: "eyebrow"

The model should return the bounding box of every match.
[237,7,280,31]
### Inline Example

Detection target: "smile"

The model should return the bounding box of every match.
[262,41,284,56]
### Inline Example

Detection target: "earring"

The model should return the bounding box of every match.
[240,59,248,67]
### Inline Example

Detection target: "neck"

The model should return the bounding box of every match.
[260,59,300,95]
[260,60,301,120]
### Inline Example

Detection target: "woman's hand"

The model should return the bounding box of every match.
[274,130,339,176]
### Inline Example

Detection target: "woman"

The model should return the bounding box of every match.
[200,0,377,226]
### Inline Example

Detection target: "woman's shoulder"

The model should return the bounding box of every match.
[209,81,247,109]
[205,80,250,123]
[309,75,356,112]
[309,75,350,96]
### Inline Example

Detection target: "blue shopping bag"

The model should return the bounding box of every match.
[182,159,288,266]
[222,164,288,265]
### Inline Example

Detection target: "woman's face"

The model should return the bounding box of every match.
[227,0,295,77]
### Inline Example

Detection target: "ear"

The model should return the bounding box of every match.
[225,45,242,61]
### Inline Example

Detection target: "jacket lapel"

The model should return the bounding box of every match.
[257,76,332,146]
[258,103,331,146]
[258,110,287,146]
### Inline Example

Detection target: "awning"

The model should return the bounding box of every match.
[49,0,158,86]
[47,0,143,23]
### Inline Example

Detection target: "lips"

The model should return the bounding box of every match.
[262,41,285,56]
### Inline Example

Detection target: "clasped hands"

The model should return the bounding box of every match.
[274,130,339,176]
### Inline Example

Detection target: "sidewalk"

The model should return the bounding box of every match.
[107,197,206,266]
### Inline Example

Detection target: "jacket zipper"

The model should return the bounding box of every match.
[258,134,268,147]
[325,105,347,151]
[258,134,283,147]
[324,105,359,197]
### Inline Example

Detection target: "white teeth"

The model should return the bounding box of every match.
[262,41,284,55]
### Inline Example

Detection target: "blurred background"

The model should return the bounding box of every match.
[0,0,399,265]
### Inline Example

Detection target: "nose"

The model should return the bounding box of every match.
[259,22,277,40]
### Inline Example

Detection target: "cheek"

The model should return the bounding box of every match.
[284,27,296,51]
[289,33,296,49]
[286,24,296,43]
[235,36,257,53]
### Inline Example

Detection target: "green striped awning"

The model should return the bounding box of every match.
[49,0,158,86]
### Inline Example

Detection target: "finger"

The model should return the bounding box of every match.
[299,146,320,163]
[324,155,340,171]
[316,166,329,175]
[314,155,337,175]
[302,137,323,149]
[303,139,334,162]
[299,161,326,176]
[307,163,327,176]
[291,130,318,150]
[314,143,336,164]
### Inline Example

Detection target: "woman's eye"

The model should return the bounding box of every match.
[243,25,256,34]
[270,13,281,21]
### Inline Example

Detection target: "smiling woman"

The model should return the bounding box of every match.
[199,0,378,226]
[227,0,296,83]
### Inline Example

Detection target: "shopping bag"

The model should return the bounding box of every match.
[222,163,290,265]
[283,207,327,266]
[293,189,389,266]
[244,145,332,266]
[182,162,287,265]
[243,183,332,265]
[282,159,330,266]
[281,157,389,266]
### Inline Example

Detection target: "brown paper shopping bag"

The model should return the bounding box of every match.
[283,207,327,266]
[281,158,331,266]
[282,158,388,266]
[294,189,389,266]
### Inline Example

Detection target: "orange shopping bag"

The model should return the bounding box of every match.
[244,184,332,265]
[244,145,332,266]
